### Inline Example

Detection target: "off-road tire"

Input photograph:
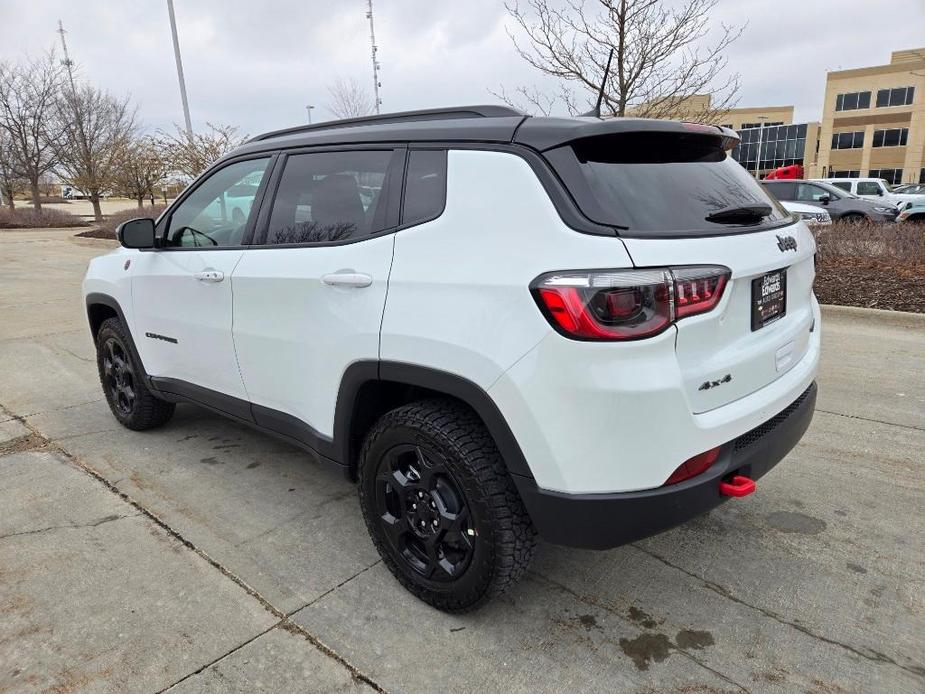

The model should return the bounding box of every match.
[358,399,536,612]
[96,317,175,430]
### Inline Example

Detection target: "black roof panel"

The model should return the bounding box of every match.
[228,106,738,159]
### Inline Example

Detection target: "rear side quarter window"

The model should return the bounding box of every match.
[402,149,447,227]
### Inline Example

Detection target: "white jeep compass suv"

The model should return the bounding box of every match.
[83,106,820,612]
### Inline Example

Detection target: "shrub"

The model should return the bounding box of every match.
[84,204,169,238]
[812,220,925,268]
[0,206,85,229]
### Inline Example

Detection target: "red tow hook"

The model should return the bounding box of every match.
[719,475,756,498]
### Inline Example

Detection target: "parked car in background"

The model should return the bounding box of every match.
[893,183,925,196]
[897,202,925,224]
[780,200,831,226]
[762,180,898,223]
[816,178,918,209]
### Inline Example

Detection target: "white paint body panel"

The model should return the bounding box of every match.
[231,236,394,437]
[130,249,249,400]
[381,150,633,388]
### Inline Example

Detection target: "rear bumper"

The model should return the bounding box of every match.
[512,381,817,550]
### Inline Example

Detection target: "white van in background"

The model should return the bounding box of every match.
[815,178,915,209]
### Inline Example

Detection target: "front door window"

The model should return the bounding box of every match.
[166,158,271,247]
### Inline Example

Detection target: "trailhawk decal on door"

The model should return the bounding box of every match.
[145,332,178,344]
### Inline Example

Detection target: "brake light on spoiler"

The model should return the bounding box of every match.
[532,266,730,341]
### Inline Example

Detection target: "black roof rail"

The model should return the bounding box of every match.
[248,105,525,143]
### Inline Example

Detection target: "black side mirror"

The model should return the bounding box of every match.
[818,194,831,205]
[117,218,156,249]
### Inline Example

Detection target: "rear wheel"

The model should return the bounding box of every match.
[358,399,536,612]
[96,317,175,430]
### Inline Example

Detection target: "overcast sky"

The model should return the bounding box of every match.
[1,0,923,136]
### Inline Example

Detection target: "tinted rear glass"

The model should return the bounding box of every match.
[546,133,790,236]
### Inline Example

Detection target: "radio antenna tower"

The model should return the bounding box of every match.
[366,0,382,114]
[56,20,78,92]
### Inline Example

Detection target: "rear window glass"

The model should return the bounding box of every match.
[546,133,790,236]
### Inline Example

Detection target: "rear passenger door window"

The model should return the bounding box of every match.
[261,149,399,245]
[402,149,448,226]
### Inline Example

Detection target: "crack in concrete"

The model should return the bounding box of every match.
[0,399,387,693]
[816,408,924,433]
[528,571,750,692]
[158,621,281,693]
[288,559,383,617]
[632,544,925,680]
[0,513,140,540]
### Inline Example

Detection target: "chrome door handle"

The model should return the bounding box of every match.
[193,270,224,282]
[321,271,373,288]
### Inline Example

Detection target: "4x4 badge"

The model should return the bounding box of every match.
[776,235,797,252]
[699,374,732,391]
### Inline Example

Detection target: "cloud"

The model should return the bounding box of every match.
[1,0,922,136]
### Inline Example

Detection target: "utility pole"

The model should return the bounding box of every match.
[366,0,382,114]
[166,0,193,137]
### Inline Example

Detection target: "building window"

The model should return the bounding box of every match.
[920,168,925,184]
[875,86,915,108]
[835,91,871,111]
[868,169,903,185]
[830,131,864,149]
[720,124,733,129]
[739,121,784,129]
[729,123,807,172]
[872,128,909,147]
[829,170,860,178]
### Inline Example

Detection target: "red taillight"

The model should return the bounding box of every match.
[532,266,730,341]
[663,447,721,486]
[672,267,729,319]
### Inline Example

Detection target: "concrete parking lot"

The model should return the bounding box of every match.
[1,227,923,693]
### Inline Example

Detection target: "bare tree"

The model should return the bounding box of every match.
[327,77,375,119]
[114,135,170,208]
[156,123,247,180]
[495,0,743,122]
[0,129,25,210]
[0,53,65,211]
[53,83,136,222]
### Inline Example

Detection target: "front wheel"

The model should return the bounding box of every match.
[358,399,536,612]
[96,317,175,430]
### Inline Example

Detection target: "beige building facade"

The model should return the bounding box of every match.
[816,48,925,184]
[717,105,794,131]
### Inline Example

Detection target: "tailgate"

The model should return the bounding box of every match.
[621,222,817,412]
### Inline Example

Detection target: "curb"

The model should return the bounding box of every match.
[820,303,925,328]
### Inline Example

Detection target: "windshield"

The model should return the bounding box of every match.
[545,132,791,237]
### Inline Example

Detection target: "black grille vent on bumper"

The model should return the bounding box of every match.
[734,386,814,452]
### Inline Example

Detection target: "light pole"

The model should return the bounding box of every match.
[166,0,193,137]
[754,115,768,179]
[305,105,315,124]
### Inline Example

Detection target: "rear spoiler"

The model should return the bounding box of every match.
[513,116,740,152]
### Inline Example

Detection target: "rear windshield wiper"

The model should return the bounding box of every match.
[705,203,772,224]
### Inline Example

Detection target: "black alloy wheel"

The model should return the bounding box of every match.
[101,336,136,416]
[374,444,475,581]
